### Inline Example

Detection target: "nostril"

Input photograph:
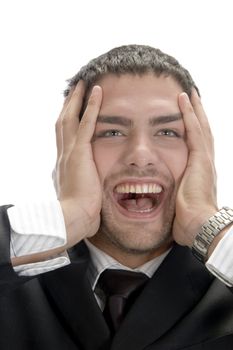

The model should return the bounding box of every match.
[129,161,154,167]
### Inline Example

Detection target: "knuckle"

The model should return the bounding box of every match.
[187,103,194,114]
[79,118,93,129]
[61,117,69,127]
[87,93,98,108]
[52,168,57,181]
[55,119,62,132]
[87,99,96,109]
[72,89,81,98]
[61,113,73,127]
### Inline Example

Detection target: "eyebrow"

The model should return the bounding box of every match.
[149,113,182,126]
[97,115,133,127]
[97,113,182,127]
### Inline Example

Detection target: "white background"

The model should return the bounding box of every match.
[0,0,232,206]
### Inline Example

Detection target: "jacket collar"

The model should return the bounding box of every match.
[40,242,214,350]
[111,244,214,350]
[40,241,111,349]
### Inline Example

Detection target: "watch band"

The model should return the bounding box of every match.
[192,207,233,263]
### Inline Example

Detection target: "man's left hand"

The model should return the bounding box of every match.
[173,89,218,247]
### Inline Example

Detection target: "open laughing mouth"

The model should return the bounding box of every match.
[113,182,164,218]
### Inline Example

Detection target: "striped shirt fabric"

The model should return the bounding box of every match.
[6,200,233,287]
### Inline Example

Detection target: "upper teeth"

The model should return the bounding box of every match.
[115,183,162,194]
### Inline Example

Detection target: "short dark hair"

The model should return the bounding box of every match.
[64,44,199,98]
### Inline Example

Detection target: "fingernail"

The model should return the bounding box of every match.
[181,92,189,103]
[92,85,101,94]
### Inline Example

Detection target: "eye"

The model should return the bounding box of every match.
[156,129,180,138]
[96,129,124,138]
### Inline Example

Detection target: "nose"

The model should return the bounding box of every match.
[122,134,158,169]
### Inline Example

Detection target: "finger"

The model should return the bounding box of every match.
[178,92,205,153]
[56,84,78,128]
[191,88,214,157]
[62,80,85,123]
[55,87,76,159]
[76,85,103,144]
[55,83,82,158]
[60,81,86,156]
[191,88,209,128]
[63,85,76,107]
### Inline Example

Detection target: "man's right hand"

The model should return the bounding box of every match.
[53,81,103,248]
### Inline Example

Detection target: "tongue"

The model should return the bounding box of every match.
[122,197,154,211]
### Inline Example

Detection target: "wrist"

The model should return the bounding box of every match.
[181,206,218,248]
[191,207,233,263]
[60,199,99,248]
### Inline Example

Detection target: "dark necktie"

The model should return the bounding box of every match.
[98,269,149,333]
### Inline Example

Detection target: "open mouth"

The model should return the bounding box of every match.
[113,183,163,215]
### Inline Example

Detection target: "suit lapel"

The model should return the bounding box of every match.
[111,244,214,350]
[39,242,111,350]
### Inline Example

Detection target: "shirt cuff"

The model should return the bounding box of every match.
[8,200,67,256]
[206,225,233,287]
[13,252,70,276]
[7,200,70,275]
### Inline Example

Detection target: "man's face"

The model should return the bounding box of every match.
[90,73,188,264]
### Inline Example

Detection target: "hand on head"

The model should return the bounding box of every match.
[53,81,103,247]
[173,88,218,247]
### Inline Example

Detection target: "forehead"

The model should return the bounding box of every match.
[97,73,183,118]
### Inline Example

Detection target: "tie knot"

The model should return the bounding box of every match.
[98,269,149,299]
[98,269,149,333]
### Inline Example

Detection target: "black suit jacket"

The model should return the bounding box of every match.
[1,205,233,349]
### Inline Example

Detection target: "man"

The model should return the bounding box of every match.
[0,45,233,349]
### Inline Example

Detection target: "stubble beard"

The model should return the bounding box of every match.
[89,167,179,259]
[93,184,177,257]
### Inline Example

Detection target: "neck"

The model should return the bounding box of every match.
[88,237,173,268]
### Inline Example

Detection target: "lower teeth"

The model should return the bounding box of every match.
[127,207,154,213]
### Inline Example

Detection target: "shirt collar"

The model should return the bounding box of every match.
[84,239,171,291]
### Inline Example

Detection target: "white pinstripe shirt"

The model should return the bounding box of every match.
[7,200,233,287]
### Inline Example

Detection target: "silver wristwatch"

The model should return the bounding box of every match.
[192,207,233,263]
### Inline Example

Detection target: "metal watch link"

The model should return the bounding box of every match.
[192,207,233,263]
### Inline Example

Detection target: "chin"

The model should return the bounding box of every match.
[97,219,173,255]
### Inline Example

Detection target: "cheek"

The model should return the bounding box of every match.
[92,145,119,184]
[163,145,188,181]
